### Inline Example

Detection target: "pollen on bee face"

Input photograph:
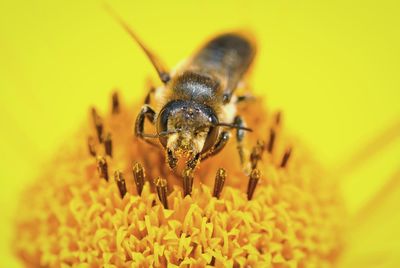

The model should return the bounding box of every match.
[13,91,345,267]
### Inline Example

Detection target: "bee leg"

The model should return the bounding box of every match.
[144,88,155,105]
[134,105,158,146]
[167,148,178,170]
[182,153,201,191]
[186,153,201,172]
[201,131,230,161]
[144,80,156,104]
[234,115,246,166]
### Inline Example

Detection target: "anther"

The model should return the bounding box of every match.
[280,147,292,168]
[132,162,145,196]
[96,156,109,181]
[155,177,169,209]
[247,168,261,200]
[210,256,216,266]
[114,170,127,198]
[275,111,282,126]
[112,92,120,114]
[213,168,227,199]
[182,169,194,197]
[267,128,276,153]
[250,140,265,169]
[104,133,112,157]
[91,108,104,143]
[88,136,96,157]
[91,107,97,119]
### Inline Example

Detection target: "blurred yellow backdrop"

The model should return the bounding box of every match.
[0,0,399,267]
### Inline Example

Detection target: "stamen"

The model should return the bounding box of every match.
[87,136,96,157]
[114,170,127,198]
[104,133,112,157]
[247,168,261,200]
[155,177,169,209]
[267,128,276,153]
[182,169,194,196]
[91,107,97,119]
[210,256,216,266]
[112,92,120,114]
[96,156,109,181]
[280,147,292,168]
[132,162,145,196]
[91,108,104,143]
[275,111,282,126]
[213,168,227,199]
[250,140,265,169]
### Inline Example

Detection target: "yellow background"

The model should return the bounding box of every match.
[0,0,399,267]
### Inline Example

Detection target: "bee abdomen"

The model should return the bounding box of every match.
[190,33,256,92]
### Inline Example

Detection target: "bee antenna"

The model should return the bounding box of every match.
[215,123,253,132]
[141,130,177,138]
[104,3,171,84]
[141,133,159,139]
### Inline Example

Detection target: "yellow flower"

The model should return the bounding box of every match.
[14,95,345,267]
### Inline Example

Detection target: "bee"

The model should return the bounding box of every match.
[107,7,256,176]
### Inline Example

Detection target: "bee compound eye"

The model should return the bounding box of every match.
[157,108,169,148]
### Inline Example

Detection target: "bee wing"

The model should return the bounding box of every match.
[190,33,256,102]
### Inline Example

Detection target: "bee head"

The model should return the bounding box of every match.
[157,100,219,166]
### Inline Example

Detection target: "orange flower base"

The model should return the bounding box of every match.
[14,93,345,267]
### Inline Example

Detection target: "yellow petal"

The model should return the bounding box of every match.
[338,169,400,267]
